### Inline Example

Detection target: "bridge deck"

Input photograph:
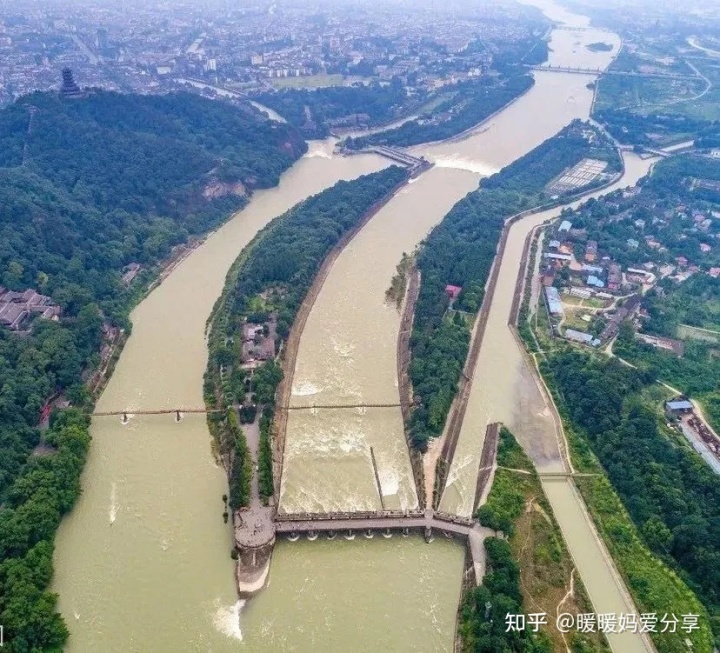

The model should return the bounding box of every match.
[275,509,477,536]
[92,408,223,417]
[272,511,493,585]
[529,64,700,80]
[92,403,401,417]
[285,402,401,410]
[274,516,474,536]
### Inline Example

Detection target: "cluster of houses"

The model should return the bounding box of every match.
[240,315,277,369]
[540,217,692,355]
[542,219,634,294]
[540,216,677,351]
[0,287,61,331]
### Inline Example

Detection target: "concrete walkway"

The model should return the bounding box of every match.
[234,415,274,549]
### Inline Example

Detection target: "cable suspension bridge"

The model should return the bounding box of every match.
[91,403,403,421]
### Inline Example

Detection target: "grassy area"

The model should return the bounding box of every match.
[678,323,720,343]
[560,294,585,307]
[478,428,610,652]
[270,73,365,88]
[594,75,707,114]
[640,382,675,405]
[586,297,607,309]
[608,44,696,76]
[416,92,456,116]
[562,311,593,332]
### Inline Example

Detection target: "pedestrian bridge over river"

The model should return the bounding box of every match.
[91,403,402,422]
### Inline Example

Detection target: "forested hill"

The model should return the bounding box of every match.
[0,91,306,322]
[0,90,306,213]
[0,91,306,650]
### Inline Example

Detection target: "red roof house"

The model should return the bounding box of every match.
[445,284,462,300]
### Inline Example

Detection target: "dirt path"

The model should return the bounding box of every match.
[396,266,426,506]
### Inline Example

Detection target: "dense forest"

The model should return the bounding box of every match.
[0,91,306,325]
[205,166,408,506]
[345,73,534,149]
[409,121,618,448]
[254,79,412,138]
[0,90,306,650]
[543,348,720,645]
[0,409,90,651]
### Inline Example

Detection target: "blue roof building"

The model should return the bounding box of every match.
[544,286,564,316]
[565,329,601,347]
[666,399,693,412]
[587,275,605,288]
[559,220,572,232]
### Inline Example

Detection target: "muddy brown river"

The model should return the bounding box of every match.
[53,2,653,651]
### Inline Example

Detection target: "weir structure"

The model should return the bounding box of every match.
[352,145,430,176]
[233,422,503,596]
[233,506,495,596]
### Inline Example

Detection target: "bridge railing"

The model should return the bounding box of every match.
[433,511,476,527]
[281,402,401,411]
[276,510,425,522]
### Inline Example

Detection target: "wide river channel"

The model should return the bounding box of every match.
[53,1,653,651]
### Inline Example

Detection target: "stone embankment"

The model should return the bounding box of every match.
[396,266,426,506]
[433,169,626,508]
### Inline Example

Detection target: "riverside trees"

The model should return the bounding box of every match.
[0,89,306,651]
[0,410,90,651]
[205,166,409,505]
[544,349,719,647]
[409,122,619,449]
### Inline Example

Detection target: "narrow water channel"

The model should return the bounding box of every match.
[437,153,654,653]
[53,1,650,650]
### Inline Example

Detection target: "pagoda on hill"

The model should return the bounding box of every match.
[60,68,83,98]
